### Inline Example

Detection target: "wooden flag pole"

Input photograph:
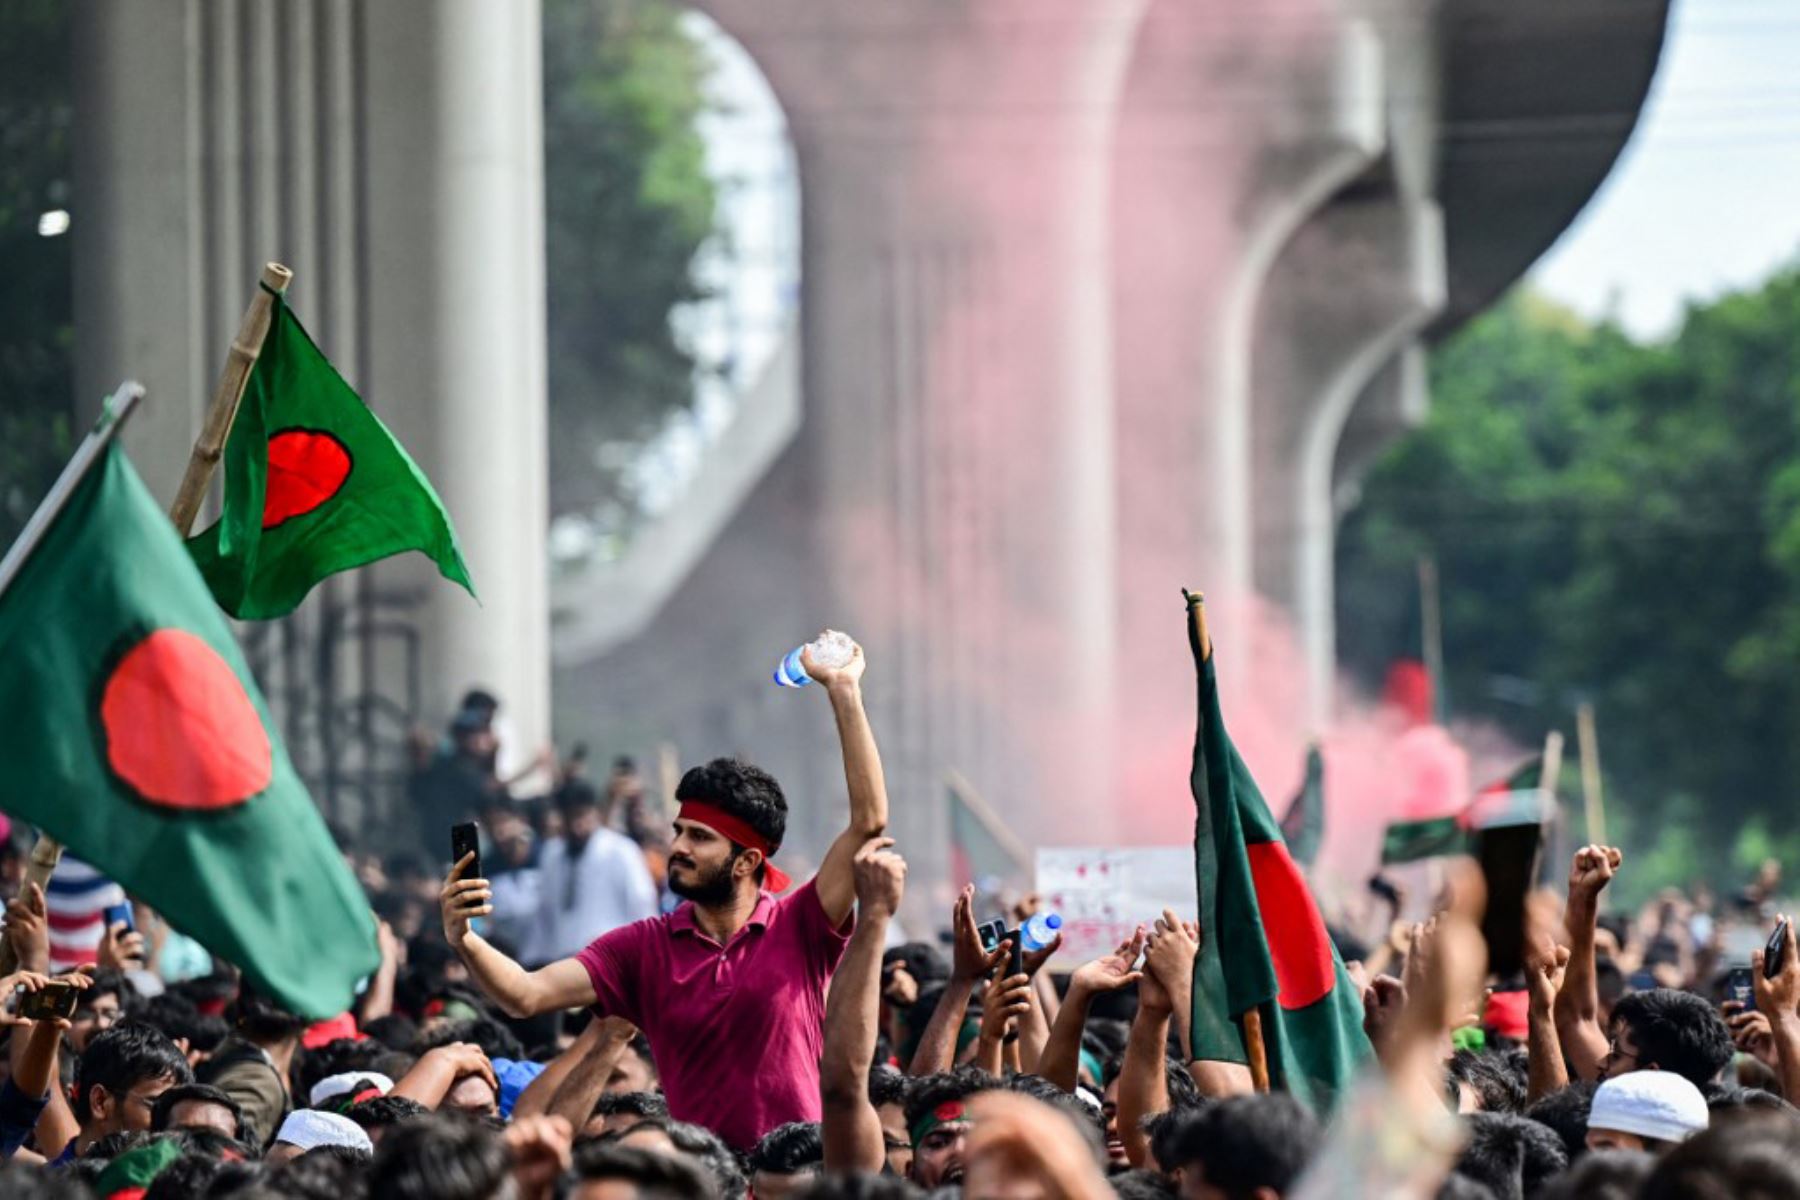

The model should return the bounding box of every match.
[168,262,293,537]
[1540,730,1565,805]
[0,381,146,974]
[945,767,1034,880]
[1418,556,1445,721]
[1576,702,1606,846]
[1243,1009,1271,1092]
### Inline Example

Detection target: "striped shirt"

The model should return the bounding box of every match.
[46,856,125,972]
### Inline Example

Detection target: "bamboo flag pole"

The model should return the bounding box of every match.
[169,262,293,537]
[945,767,1034,881]
[1576,702,1606,846]
[1540,729,1565,806]
[1185,590,1271,1091]
[1418,556,1446,722]
[0,382,146,974]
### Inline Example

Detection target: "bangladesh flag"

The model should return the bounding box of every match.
[1380,814,1468,864]
[1467,756,1551,830]
[1278,744,1325,869]
[1184,592,1370,1113]
[947,780,1028,891]
[188,291,473,619]
[0,443,379,1017]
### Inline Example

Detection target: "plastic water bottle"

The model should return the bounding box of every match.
[773,629,856,688]
[1020,912,1063,952]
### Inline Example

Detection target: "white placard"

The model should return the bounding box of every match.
[1036,846,1196,965]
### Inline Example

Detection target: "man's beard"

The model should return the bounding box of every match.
[668,855,738,905]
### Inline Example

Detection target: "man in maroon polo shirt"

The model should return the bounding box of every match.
[440,638,888,1150]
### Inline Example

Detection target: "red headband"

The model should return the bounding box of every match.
[677,802,792,893]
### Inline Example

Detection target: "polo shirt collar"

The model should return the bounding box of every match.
[670,890,778,940]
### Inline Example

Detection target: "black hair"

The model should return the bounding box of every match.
[1003,1074,1105,1140]
[365,1113,510,1200]
[748,1122,825,1176]
[1109,1170,1177,1200]
[1165,1093,1320,1200]
[0,1161,95,1198]
[1640,1110,1800,1199]
[139,993,230,1056]
[345,1094,432,1131]
[665,1120,749,1200]
[416,1013,523,1064]
[142,1151,263,1200]
[1449,1049,1529,1114]
[1610,988,1735,1086]
[300,1142,375,1167]
[569,1142,718,1200]
[1525,1082,1595,1162]
[362,1014,420,1053]
[83,1129,154,1160]
[1450,1112,1569,1200]
[1704,1083,1790,1114]
[556,779,604,814]
[595,1090,670,1120]
[797,1175,922,1200]
[1145,1103,1207,1174]
[883,943,950,988]
[265,1145,376,1200]
[1432,1175,1497,1200]
[1539,1148,1654,1200]
[1596,957,1626,1013]
[295,1037,395,1105]
[868,1065,908,1110]
[73,1019,194,1123]
[902,1066,999,1137]
[82,966,135,1010]
[675,757,788,860]
[151,1082,245,1137]
[459,689,500,714]
[229,979,309,1044]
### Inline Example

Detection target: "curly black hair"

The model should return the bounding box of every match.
[1610,989,1734,1087]
[676,758,788,859]
[747,1122,824,1176]
[900,1066,998,1138]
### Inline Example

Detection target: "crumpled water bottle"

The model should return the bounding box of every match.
[1020,912,1063,952]
[774,629,856,688]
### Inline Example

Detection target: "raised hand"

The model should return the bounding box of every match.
[979,973,1034,1046]
[1525,942,1571,1013]
[96,918,146,972]
[1568,845,1623,903]
[852,837,907,920]
[3,883,49,974]
[1753,916,1800,1020]
[952,887,1010,984]
[440,852,492,948]
[1070,929,1146,998]
[504,1114,574,1200]
[1140,911,1199,1017]
[803,633,866,691]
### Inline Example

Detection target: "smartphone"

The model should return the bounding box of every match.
[1474,822,1544,980]
[103,902,134,933]
[13,983,79,1023]
[1726,966,1758,1012]
[451,822,482,882]
[976,919,1024,978]
[1765,917,1791,980]
[977,919,1006,953]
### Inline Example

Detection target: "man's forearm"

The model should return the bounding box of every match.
[1038,986,1096,1093]
[1118,1009,1171,1168]
[457,933,543,1019]
[823,912,890,1173]
[513,1024,602,1121]
[1768,1016,1800,1105]
[1017,986,1051,1074]
[12,1023,60,1101]
[1525,1002,1567,1103]
[1556,896,1608,1079]
[910,978,977,1077]
[828,684,888,838]
[544,1032,634,1132]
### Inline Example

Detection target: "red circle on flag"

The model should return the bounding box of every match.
[100,629,272,810]
[262,429,351,529]
[1246,841,1336,1010]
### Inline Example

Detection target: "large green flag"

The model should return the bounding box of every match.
[188,293,473,619]
[1185,592,1371,1113]
[0,443,378,1017]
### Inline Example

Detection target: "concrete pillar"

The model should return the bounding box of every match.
[681,0,1144,846]
[72,0,549,790]
[1250,193,1446,725]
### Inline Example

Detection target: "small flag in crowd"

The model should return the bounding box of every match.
[1380,813,1467,865]
[45,855,126,974]
[0,443,378,1017]
[1278,744,1325,869]
[946,775,1031,892]
[1380,754,1551,863]
[1183,592,1371,1114]
[187,291,473,619]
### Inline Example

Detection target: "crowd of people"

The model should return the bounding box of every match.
[0,642,1797,1198]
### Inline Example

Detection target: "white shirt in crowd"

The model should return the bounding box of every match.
[529,829,659,962]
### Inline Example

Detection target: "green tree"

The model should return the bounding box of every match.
[543,0,718,519]
[1337,270,1800,885]
[0,0,74,547]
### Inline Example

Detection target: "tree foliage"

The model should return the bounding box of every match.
[1337,271,1800,883]
[543,0,717,518]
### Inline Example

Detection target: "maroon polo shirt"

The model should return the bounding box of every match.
[576,879,852,1150]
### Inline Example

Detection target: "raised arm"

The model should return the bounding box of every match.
[442,853,599,1018]
[1753,916,1800,1104]
[1118,914,1196,1168]
[823,838,907,1174]
[805,640,890,926]
[910,887,1008,1077]
[1523,935,1571,1102]
[1038,933,1145,1093]
[1555,845,1620,1080]
[390,1042,497,1110]
[541,1019,639,1132]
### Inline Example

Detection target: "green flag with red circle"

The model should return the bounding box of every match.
[0,443,378,1018]
[1184,592,1371,1113]
[187,292,474,619]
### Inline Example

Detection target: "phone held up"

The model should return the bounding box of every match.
[977,918,1025,979]
[1725,966,1757,1012]
[1765,916,1791,981]
[7,982,79,1023]
[451,822,482,883]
